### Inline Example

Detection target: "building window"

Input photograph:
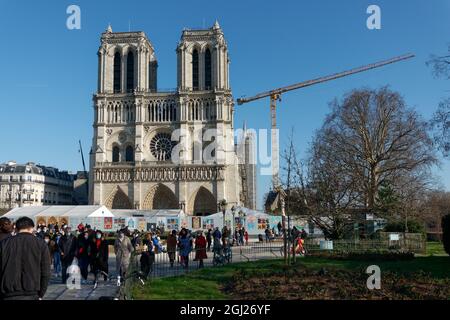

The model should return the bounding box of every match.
[192,49,199,90]
[112,146,120,162]
[113,52,121,93]
[205,48,212,89]
[125,146,134,162]
[126,51,135,91]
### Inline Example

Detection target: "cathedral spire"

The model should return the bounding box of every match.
[213,20,220,30]
[106,23,112,33]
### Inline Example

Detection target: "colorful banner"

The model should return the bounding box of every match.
[247,215,257,231]
[202,218,214,230]
[258,218,269,230]
[104,217,113,230]
[167,218,179,230]
[157,217,166,229]
[137,218,147,232]
[113,218,126,230]
[192,216,201,230]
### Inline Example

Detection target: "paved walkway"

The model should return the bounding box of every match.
[44,241,286,300]
[44,256,119,300]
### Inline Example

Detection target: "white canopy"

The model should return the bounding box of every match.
[4,205,113,220]
[4,206,50,219]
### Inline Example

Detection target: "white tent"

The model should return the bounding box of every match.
[4,206,50,220]
[3,205,114,230]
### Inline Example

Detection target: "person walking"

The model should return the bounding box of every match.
[131,231,141,250]
[222,226,229,247]
[212,227,223,258]
[206,229,212,251]
[178,229,192,269]
[166,230,177,268]
[265,227,271,242]
[58,226,77,284]
[140,232,155,278]
[91,231,109,287]
[49,233,62,277]
[76,230,90,282]
[238,228,243,246]
[0,217,13,242]
[194,231,208,268]
[114,229,134,281]
[244,229,249,245]
[0,217,50,300]
[277,221,282,235]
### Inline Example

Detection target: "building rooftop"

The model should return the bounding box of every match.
[0,161,74,181]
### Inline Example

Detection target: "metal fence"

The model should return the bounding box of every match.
[303,234,426,254]
[120,235,426,298]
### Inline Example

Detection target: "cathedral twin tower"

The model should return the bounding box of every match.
[89,22,256,215]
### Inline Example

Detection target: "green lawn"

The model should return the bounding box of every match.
[131,254,450,300]
[426,241,447,256]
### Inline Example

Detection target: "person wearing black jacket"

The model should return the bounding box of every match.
[90,230,109,286]
[0,217,13,242]
[76,230,90,281]
[0,217,50,300]
[58,226,77,284]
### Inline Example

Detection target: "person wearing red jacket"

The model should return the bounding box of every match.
[194,231,208,268]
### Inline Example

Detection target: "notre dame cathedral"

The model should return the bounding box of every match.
[89,22,256,215]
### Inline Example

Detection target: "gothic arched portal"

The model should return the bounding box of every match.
[190,186,216,216]
[105,186,133,209]
[142,184,178,210]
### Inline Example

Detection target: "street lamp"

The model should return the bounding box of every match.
[231,205,236,241]
[219,199,227,230]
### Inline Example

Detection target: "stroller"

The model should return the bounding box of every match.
[212,241,232,266]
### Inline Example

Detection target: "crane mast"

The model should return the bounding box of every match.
[237,53,415,191]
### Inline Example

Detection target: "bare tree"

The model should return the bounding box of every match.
[427,46,450,80]
[313,87,436,212]
[428,46,450,157]
[280,87,437,239]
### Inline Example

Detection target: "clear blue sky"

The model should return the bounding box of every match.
[0,0,449,209]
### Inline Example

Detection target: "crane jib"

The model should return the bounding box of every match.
[236,53,415,105]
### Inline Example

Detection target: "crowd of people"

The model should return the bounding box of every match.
[0,214,308,300]
[134,225,240,277]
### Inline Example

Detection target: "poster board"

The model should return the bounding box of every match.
[137,218,147,232]
[89,217,103,230]
[157,217,166,230]
[126,217,136,230]
[257,218,269,230]
[104,217,113,230]
[202,218,214,230]
[192,216,201,230]
[167,218,179,231]
[113,218,126,230]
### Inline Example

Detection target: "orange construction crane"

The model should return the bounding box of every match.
[237,53,415,193]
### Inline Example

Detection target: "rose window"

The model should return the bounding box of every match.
[150,133,175,161]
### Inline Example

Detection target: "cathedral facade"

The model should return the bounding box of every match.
[89,22,256,215]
